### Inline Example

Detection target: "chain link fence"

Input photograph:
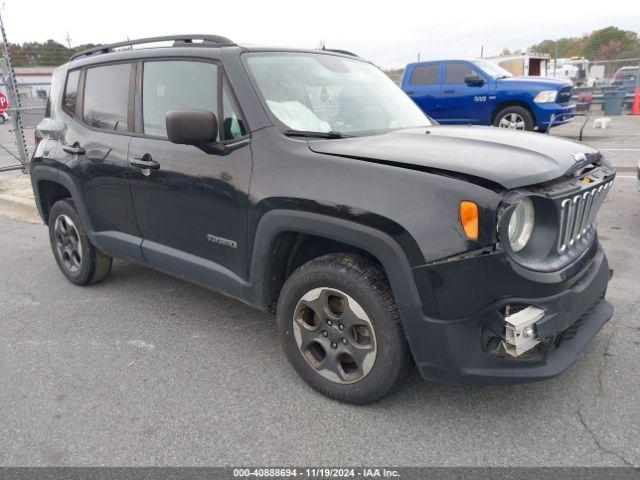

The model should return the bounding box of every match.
[0,12,61,172]
[554,58,640,112]
[0,80,50,170]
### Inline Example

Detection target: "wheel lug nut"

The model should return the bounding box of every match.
[331,342,338,349]
[321,330,328,337]
[341,338,348,345]
[339,324,344,331]
[327,320,333,326]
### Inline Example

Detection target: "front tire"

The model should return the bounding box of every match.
[493,106,534,131]
[276,254,410,404]
[48,199,112,285]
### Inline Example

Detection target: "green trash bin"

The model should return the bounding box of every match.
[602,89,625,115]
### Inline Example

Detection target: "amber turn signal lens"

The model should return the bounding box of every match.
[459,201,479,240]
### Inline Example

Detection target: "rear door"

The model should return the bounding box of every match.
[128,58,252,280]
[58,62,143,260]
[403,63,442,119]
[439,62,489,123]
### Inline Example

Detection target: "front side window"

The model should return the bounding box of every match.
[83,63,131,131]
[142,61,218,138]
[245,52,430,135]
[409,64,440,85]
[63,70,80,115]
[444,63,476,84]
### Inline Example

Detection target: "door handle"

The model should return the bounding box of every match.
[443,89,455,94]
[405,90,415,95]
[62,143,85,155]
[131,153,160,170]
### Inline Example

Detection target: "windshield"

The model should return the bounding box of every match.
[472,60,513,79]
[245,52,431,135]
[614,68,639,81]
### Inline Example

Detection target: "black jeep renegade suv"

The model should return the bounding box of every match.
[31,35,615,404]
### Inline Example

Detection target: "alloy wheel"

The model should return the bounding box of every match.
[293,287,377,384]
[498,113,526,130]
[53,214,83,273]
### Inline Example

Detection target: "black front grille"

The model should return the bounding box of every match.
[556,180,613,253]
[557,86,573,105]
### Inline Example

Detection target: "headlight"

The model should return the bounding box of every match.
[508,198,535,252]
[533,90,558,103]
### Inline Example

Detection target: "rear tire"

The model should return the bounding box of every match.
[48,199,112,285]
[493,106,534,131]
[276,253,410,404]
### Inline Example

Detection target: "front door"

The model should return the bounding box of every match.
[128,59,251,281]
[439,62,489,123]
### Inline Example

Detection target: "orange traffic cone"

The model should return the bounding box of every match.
[630,87,640,115]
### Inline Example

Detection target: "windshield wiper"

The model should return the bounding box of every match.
[284,129,349,139]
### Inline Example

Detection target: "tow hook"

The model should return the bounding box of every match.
[503,306,545,357]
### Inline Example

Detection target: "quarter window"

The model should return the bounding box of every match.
[63,70,80,115]
[142,61,218,138]
[444,63,477,84]
[221,80,246,140]
[83,63,131,131]
[409,64,439,85]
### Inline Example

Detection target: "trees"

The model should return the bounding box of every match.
[528,26,639,61]
[7,40,99,67]
[582,27,638,60]
[530,37,584,58]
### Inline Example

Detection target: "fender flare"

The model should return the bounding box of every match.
[29,165,144,261]
[247,209,422,309]
[30,165,94,232]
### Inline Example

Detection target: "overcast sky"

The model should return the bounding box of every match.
[3,0,639,68]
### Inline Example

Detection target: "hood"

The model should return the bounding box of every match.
[307,126,599,189]
[498,76,572,89]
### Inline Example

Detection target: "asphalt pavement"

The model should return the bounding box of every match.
[0,117,639,466]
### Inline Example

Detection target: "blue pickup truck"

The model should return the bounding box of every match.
[401,59,575,132]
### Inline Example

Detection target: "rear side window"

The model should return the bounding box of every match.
[142,61,218,138]
[409,64,439,85]
[83,63,131,132]
[444,63,476,84]
[63,70,80,115]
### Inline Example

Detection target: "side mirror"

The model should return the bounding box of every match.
[166,109,218,146]
[464,74,484,86]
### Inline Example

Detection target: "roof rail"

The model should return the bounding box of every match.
[319,47,360,58]
[70,34,235,61]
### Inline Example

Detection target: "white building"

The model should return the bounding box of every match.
[14,66,54,99]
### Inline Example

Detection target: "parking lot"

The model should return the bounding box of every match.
[0,116,639,467]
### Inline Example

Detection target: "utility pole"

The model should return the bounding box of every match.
[65,31,72,49]
[480,46,483,59]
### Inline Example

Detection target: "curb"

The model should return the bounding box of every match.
[0,193,41,223]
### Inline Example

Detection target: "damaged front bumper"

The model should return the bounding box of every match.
[400,240,613,384]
